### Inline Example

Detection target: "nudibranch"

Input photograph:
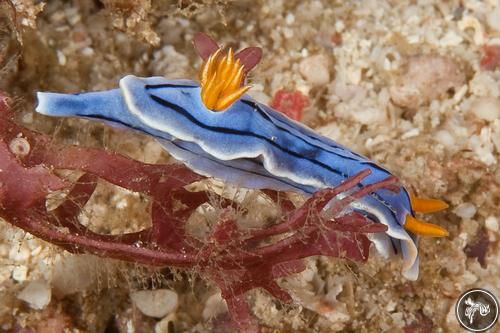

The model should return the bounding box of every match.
[35,33,449,280]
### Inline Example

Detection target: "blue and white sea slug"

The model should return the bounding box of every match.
[35,33,449,280]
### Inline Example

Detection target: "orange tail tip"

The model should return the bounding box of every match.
[404,215,449,237]
[410,193,449,214]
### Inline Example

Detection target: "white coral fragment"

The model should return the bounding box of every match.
[299,54,331,86]
[131,289,178,318]
[469,97,500,122]
[17,280,51,310]
[458,16,485,46]
[390,55,465,108]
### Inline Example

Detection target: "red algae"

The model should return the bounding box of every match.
[0,93,393,332]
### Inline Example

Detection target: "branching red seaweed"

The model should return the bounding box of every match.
[0,92,395,332]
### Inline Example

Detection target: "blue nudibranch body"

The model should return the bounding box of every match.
[35,34,448,280]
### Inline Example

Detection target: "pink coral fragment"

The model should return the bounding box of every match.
[270,89,309,121]
[480,44,500,71]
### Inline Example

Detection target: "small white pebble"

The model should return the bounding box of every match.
[462,270,478,284]
[485,216,499,232]
[283,27,294,39]
[458,16,485,45]
[391,312,405,328]
[335,20,345,32]
[0,244,8,257]
[56,50,66,66]
[379,319,391,331]
[383,57,392,71]
[202,292,228,320]
[299,54,330,86]
[401,128,420,139]
[285,13,295,25]
[51,255,97,296]
[347,66,362,85]
[487,6,500,32]
[434,130,455,148]
[115,198,128,209]
[439,30,463,46]
[12,266,28,282]
[22,112,33,124]
[385,300,397,312]
[469,127,496,165]
[365,134,389,149]
[155,313,176,333]
[30,245,42,257]
[126,320,133,333]
[81,47,95,56]
[142,140,164,164]
[17,280,51,310]
[9,243,30,262]
[458,232,469,244]
[453,202,477,220]
[489,37,500,46]
[9,137,30,157]
[470,97,500,122]
[131,289,178,318]
[407,34,421,44]
[65,8,81,25]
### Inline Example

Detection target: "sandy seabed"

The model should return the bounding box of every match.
[0,0,499,332]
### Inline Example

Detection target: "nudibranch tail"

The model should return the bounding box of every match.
[199,47,251,111]
[404,215,449,237]
[410,193,449,213]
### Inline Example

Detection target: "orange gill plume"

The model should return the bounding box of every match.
[199,48,252,111]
